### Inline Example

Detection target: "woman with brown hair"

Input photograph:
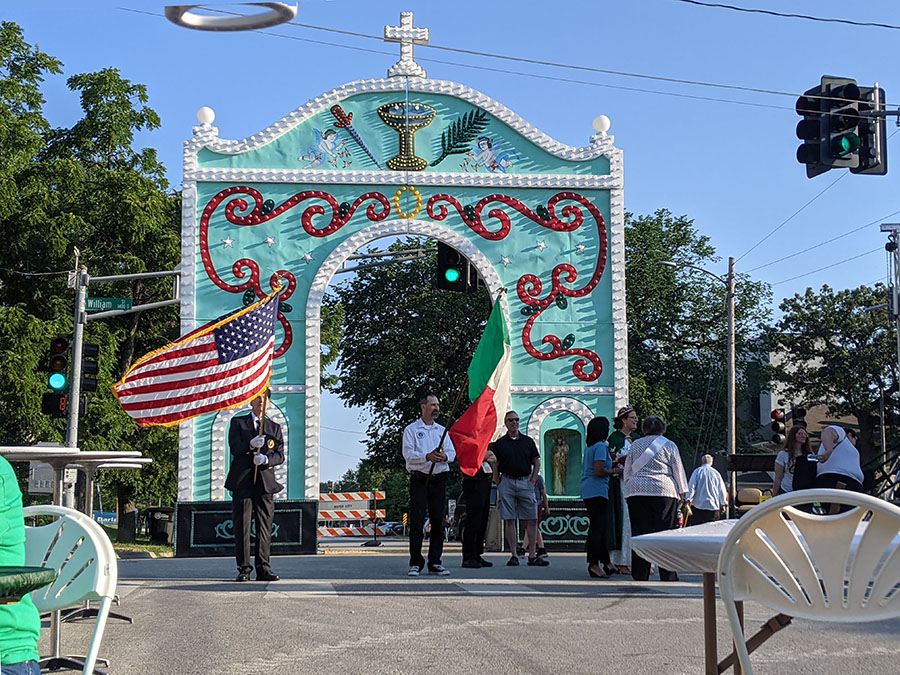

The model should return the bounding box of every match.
[772,425,813,495]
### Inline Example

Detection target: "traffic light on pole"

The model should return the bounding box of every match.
[796,85,828,178]
[852,85,887,175]
[81,343,99,393]
[770,408,786,445]
[436,242,467,292]
[820,76,861,171]
[43,336,71,419]
[47,336,70,392]
[791,406,807,428]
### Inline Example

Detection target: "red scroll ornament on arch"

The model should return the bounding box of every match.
[200,186,605,379]
[427,191,607,382]
[198,185,391,356]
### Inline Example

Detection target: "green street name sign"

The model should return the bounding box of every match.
[85,297,132,312]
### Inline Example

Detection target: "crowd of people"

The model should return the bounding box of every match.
[399,392,868,582]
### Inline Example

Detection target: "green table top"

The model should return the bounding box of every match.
[0,566,58,604]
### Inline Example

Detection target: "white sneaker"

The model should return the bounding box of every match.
[428,564,451,576]
[408,565,422,577]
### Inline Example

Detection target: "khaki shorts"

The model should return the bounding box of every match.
[498,476,538,520]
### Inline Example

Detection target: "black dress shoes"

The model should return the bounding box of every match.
[477,557,493,567]
[256,571,280,582]
[461,559,482,569]
[235,572,251,582]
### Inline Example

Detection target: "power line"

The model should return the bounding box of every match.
[736,172,847,262]
[122,6,881,108]
[321,424,367,435]
[672,0,900,31]
[771,247,882,286]
[738,128,899,264]
[745,209,900,274]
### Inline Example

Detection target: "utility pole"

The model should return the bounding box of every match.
[726,257,736,514]
[880,224,900,375]
[65,256,181,448]
[660,256,738,512]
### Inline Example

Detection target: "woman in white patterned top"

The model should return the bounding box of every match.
[622,415,689,581]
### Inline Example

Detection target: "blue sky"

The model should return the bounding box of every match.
[7,1,898,479]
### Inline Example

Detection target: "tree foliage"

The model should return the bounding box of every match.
[768,283,896,464]
[327,237,493,471]
[0,24,180,514]
[624,210,772,460]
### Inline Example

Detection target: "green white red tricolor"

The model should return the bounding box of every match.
[449,295,511,476]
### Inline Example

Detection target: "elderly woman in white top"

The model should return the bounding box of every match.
[623,415,689,582]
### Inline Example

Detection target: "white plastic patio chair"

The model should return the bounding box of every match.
[23,504,118,675]
[717,488,900,675]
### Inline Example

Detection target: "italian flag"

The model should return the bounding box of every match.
[449,297,511,476]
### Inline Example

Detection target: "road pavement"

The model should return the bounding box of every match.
[40,539,900,674]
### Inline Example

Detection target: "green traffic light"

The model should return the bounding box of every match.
[48,372,67,391]
[444,268,461,283]
[833,133,860,157]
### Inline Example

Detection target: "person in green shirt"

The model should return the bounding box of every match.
[0,455,41,674]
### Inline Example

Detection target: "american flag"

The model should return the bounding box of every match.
[114,291,281,427]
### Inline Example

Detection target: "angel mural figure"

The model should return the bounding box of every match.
[551,434,569,495]
[298,128,352,169]
[461,135,518,173]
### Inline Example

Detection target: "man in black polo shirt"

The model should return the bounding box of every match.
[491,411,548,567]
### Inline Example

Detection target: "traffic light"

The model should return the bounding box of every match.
[437,242,469,291]
[820,77,861,171]
[791,406,807,428]
[796,76,866,177]
[770,408,786,445]
[81,343,99,393]
[47,336,70,392]
[852,85,887,175]
[796,85,828,178]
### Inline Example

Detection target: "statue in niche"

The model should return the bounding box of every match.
[551,435,569,495]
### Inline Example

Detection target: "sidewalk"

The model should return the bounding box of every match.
[42,548,900,674]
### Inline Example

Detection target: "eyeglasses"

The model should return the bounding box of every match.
[506,418,519,422]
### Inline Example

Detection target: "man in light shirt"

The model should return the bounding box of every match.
[686,454,728,525]
[402,393,456,577]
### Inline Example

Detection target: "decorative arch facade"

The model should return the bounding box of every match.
[179,69,627,502]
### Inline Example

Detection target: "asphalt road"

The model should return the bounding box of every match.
[41,543,900,674]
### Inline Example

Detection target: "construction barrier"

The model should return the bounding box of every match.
[317,491,386,538]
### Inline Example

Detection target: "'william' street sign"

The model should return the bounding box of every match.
[85,297,132,311]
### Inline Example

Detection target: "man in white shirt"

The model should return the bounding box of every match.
[402,393,456,577]
[686,455,728,525]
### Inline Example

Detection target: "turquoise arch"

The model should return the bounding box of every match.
[179,76,627,501]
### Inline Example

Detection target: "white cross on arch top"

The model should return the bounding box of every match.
[384,11,429,79]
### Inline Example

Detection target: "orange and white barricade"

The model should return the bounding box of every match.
[317,491,386,537]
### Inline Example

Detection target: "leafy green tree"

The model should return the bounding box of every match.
[625,210,772,461]
[768,283,896,464]
[327,237,492,471]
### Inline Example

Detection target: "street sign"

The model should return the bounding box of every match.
[86,297,132,311]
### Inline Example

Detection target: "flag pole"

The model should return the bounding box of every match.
[253,279,284,485]
[253,403,266,486]
[426,375,468,484]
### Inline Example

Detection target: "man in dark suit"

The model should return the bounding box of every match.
[225,389,284,582]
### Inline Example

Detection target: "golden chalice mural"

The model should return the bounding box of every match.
[377,101,437,171]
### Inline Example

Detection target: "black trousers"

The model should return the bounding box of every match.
[689,508,720,526]
[627,495,680,581]
[408,471,448,568]
[461,475,492,562]
[232,491,275,573]
[814,472,864,513]
[583,496,610,566]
